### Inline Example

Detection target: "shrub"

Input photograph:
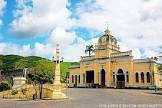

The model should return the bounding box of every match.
[11,89,18,95]
[0,81,11,92]
[21,88,27,95]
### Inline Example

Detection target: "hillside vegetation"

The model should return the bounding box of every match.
[0,55,79,83]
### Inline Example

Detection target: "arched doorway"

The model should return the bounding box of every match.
[101,69,106,87]
[116,69,125,89]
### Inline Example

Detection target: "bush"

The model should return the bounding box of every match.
[21,88,27,95]
[0,81,11,92]
[11,89,18,95]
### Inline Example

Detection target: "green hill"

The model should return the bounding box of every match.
[0,55,79,83]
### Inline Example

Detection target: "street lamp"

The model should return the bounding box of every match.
[52,56,55,62]
[61,56,64,62]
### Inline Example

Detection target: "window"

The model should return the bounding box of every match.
[126,72,129,83]
[83,74,85,84]
[78,75,80,83]
[135,73,139,82]
[141,72,144,83]
[146,72,150,83]
[72,75,74,83]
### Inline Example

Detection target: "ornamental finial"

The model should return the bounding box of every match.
[104,28,110,35]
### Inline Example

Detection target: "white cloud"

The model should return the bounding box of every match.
[0,43,33,56]
[48,28,76,45]
[73,0,162,59]
[11,0,73,37]
[33,27,99,61]
[5,0,162,61]
[34,43,54,58]
[0,0,6,26]
[119,42,142,59]
[0,20,2,26]
[35,28,86,61]
[0,0,6,16]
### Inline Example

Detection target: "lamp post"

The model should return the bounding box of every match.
[52,56,55,62]
[61,57,64,62]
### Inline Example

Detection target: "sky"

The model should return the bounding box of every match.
[0,0,162,62]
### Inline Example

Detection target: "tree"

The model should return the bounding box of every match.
[85,45,94,56]
[0,81,11,92]
[151,57,158,61]
[28,60,55,83]
[157,64,162,74]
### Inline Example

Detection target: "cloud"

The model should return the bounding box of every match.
[73,0,162,59]
[119,42,142,59]
[48,28,77,45]
[34,27,87,61]
[32,28,98,61]
[0,27,87,61]
[0,0,6,16]
[0,0,6,26]
[4,0,162,61]
[0,20,2,26]
[10,0,73,38]
[0,43,33,56]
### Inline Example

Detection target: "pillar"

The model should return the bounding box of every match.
[115,74,117,88]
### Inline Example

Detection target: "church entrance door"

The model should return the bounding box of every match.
[101,69,106,87]
[116,69,125,89]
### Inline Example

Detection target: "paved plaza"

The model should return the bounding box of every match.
[0,88,162,108]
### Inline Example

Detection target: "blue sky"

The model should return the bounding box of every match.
[0,0,162,61]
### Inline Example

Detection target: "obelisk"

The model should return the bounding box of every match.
[53,44,61,85]
[51,44,67,99]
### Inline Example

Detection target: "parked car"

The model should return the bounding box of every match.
[148,86,160,90]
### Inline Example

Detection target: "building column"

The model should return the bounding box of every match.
[98,72,100,85]
[139,72,141,86]
[105,71,108,87]
[151,73,153,85]
[115,74,117,88]
[125,73,127,84]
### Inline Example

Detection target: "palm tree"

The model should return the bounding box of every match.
[85,45,94,56]
[159,46,162,58]
[151,57,158,61]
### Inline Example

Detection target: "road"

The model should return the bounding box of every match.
[0,88,162,108]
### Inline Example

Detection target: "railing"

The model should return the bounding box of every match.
[81,55,95,61]
[111,50,132,57]
[69,65,80,69]
[95,44,120,50]
[95,44,106,49]
[133,58,154,63]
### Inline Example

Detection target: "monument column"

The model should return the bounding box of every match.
[53,44,61,85]
[51,44,67,99]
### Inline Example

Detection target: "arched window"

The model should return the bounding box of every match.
[72,75,74,83]
[126,72,129,83]
[146,72,150,83]
[78,75,80,83]
[141,72,144,83]
[135,73,139,82]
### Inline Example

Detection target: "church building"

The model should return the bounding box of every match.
[69,29,162,88]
